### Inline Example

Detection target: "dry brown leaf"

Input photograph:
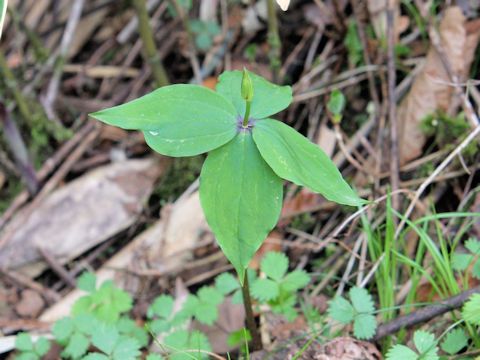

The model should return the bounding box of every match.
[0,158,166,276]
[398,7,480,164]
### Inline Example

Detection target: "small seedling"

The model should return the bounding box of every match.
[451,237,480,279]
[327,286,377,339]
[14,333,50,360]
[190,20,220,51]
[386,330,439,360]
[251,252,310,321]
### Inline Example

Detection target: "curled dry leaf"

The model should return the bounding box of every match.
[0,158,166,276]
[398,6,480,165]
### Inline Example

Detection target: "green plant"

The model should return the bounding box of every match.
[386,330,439,360]
[463,293,480,325]
[14,333,51,360]
[91,68,363,348]
[327,286,377,340]
[451,237,480,280]
[190,20,220,51]
[91,69,363,282]
[72,272,132,323]
[344,20,363,67]
[251,252,310,321]
[327,89,346,124]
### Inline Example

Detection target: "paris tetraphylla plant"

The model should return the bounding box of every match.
[91,69,365,350]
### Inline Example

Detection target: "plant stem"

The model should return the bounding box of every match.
[241,273,262,351]
[242,101,251,127]
[266,0,281,83]
[132,0,169,87]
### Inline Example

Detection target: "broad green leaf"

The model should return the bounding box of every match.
[197,286,224,306]
[440,328,468,355]
[353,313,377,339]
[112,337,141,360]
[63,332,89,359]
[327,297,355,324]
[261,252,288,281]
[253,119,364,206]
[216,70,292,119]
[91,85,238,157]
[451,253,472,271]
[82,354,109,360]
[349,287,375,314]
[34,338,51,356]
[327,89,346,117]
[0,0,6,40]
[91,324,119,355]
[200,131,283,281]
[251,278,280,301]
[465,238,480,254]
[386,345,418,360]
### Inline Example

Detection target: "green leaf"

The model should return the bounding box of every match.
[82,354,110,360]
[440,328,468,355]
[463,294,480,325]
[451,253,473,271]
[15,333,34,352]
[15,353,38,360]
[117,317,149,347]
[349,287,375,314]
[413,331,438,360]
[112,337,141,360]
[148,295,174,319]
[194,303,219,326]
[216,70,292,119]
[197,286,224,306]
[252,119,364,206]
[353,313,377,340]
[164,330,211,360]
[53,317,74,344]
[0,0,7,40]
[251,278,280,301]
[63,332,90,359]
[327,297,355,324]
[282,270,310,292]
[386,345,419,360]
[91,324,119,355]
[465,238,480,254]
[227,329,251,347]
[261,252,288,281]
[77,272,97,292]
[34,338,51,356]
[473,260,480,279]
[91,85,238,157]
[327,90,346,116]
[200,132,283,280]
[146,354,165,360]
[215,272,240,295]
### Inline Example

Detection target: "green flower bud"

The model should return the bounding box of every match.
[241,68,254,102]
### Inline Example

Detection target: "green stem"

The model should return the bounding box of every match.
[241,273,262,351]
[242,101,251,127]
[266,0,281,83]
[132,0,169,87]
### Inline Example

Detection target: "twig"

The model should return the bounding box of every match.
[37,246,77,288]
[0,103,38,194]
[0,268,60,303]
[42,0,86,121]
[374,285,480,340]
[132,0,169,87]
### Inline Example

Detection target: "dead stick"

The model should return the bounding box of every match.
[374,286,480,340]
[38,247,77,288]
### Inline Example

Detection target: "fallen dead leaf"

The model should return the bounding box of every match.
[398,7,480,164]
[0,158,167,277]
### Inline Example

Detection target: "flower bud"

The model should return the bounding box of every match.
[241,68,254,102]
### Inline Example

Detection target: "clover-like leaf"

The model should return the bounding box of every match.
[327,297,355,324]
[148,295,174,319]
[353,313,377,340]
[251,278,280,301]
[200,132,283,281]
[215,272,240,295]
[77,272,97,292]
[91,85,238,157]
[440,328,468,355]
[261,252,288,281]
[216,70,292,119]
[253,119,364,206]
[386,344,418,360]
[282,270,310,292]
[463,293,480,325]
[413,331,438,360]
[349,287,375,314]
